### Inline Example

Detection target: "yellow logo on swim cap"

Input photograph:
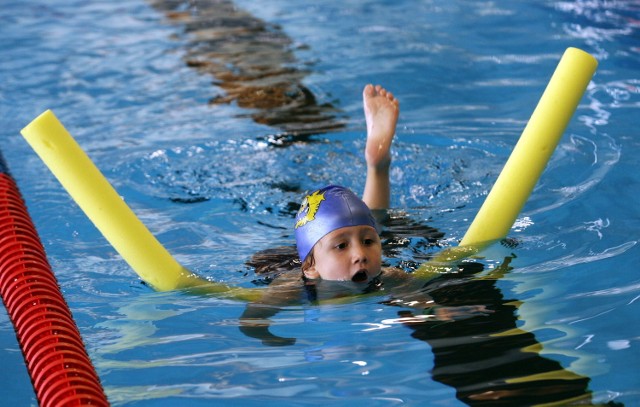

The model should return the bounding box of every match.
[295,190,325,229]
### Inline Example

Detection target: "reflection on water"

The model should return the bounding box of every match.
[399,262,596,406]
[148,0,345,137]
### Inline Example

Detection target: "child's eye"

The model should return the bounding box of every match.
[335,242,348,250]
[363,237,378,245]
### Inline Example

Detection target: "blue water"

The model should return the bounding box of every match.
[1,0,639,405]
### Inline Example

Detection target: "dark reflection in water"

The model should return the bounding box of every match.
[148,0,345,137]
[240,214,623,406]
[397,262,620,406]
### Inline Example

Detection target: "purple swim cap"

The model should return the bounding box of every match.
[294,185,378,262]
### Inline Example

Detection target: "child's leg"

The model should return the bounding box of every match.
[362,84,399,209]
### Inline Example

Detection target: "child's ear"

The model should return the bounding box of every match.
[303,264,320,279]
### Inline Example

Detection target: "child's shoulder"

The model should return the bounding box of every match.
[382,266,410,278]
[380,266,429,293]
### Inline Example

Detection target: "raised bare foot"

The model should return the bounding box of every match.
[363,84,399,170]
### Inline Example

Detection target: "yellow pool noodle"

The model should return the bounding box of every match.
[460,47,597,247]
[21,111,208,291]
[416,47,597,276]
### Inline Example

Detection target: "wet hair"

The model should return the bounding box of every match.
[301,251,315,274]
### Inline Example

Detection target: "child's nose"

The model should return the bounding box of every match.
[352,244,368,263]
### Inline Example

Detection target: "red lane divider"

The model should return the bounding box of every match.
[0,171,109,407]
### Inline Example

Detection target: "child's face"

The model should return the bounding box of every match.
[303,225,382,282]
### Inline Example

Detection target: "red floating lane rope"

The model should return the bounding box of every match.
[0,156,109,407]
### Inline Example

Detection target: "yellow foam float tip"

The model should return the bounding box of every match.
[416,47,598,276]
[460,47,597,247]
[20,111,206,292]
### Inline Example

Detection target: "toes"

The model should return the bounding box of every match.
[363,83,375,97]
[364,84,398,107]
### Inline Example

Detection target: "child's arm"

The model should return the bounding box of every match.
[363,161,391,210]
[360,84,399,209]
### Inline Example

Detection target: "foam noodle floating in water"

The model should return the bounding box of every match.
[20,111,205,291]
[461,47,597,246]
[21,111,260,300]
[416,47,598,276]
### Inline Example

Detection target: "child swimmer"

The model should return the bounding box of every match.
[240,85,493,345]
[295,84,399,285]
[251,84,461,302]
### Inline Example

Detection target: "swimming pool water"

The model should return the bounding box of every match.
[1,0,639,405]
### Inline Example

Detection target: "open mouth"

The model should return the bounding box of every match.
[351,270,368,283]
